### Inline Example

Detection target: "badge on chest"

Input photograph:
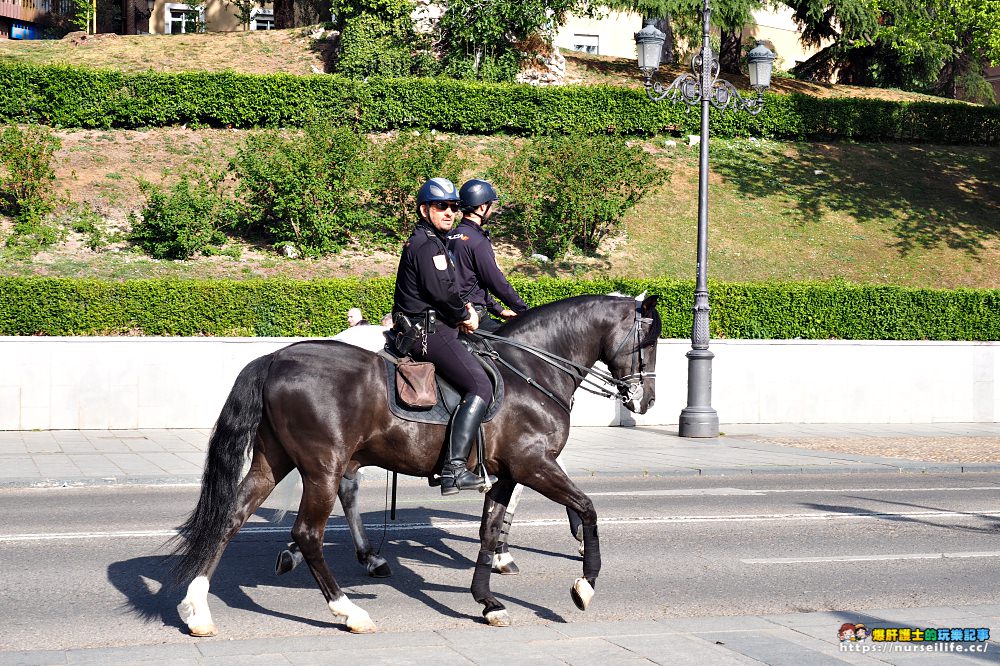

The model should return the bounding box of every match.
[433,254,448,271]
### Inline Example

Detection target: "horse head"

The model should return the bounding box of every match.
[601,293,661,415]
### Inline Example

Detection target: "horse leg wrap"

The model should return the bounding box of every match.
[471,549,493,603]
[582,524,601,585]
[494,509,514,555]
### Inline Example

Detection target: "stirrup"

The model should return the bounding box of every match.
[440,467,486,496]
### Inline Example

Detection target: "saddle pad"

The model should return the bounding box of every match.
[382,358,504,425]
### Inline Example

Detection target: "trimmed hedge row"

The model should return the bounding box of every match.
[1,63,998,144]
[1,277,997,340]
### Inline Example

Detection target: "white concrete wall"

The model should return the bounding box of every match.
[0,337,996,430]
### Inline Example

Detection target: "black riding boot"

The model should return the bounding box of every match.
[440,395,489,496]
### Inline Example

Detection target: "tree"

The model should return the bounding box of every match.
[789,0,1000,101]
[274,0,293,28]
[604,0,768,73]
[437,0,592,81]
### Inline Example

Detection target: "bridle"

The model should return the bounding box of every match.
[606,297,656,406]
[472,296,655,414]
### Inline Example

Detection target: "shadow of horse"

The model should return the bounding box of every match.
[108,506,567,633]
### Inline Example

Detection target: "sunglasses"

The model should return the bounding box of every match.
[430,202,460,212]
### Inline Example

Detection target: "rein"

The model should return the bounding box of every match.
[471,299,654,412]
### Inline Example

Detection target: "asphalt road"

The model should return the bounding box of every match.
[2,472,1000,652]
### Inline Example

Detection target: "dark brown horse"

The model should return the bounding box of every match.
[172,294,661,635]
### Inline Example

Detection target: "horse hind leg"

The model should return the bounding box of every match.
[293,478,377,634]
[492,483,524,575]
[339,471,391,577]
[275,471,391,579]
[180,448,290,637]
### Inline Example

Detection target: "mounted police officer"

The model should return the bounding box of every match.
[392,177,492,495]
[448,179,529,332]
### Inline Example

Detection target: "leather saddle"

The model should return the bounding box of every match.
[379,331,505,426]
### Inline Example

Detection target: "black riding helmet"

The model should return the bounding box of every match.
[417,177,460,208]
[459,179,498,214]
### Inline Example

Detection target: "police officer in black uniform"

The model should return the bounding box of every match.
[448,179,529,332]
[392,177,492,495]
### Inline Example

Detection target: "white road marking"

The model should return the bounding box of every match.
[590,486,1000,497]
[743,551,1000,564]
[3,509,998,543]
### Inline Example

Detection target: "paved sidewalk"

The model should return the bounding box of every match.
[0,423,998,488]
[5,605,1000,664]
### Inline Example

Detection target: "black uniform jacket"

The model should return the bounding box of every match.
[447,220,528,318]
[393,220,470,327]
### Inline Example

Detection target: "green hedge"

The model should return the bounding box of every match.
[1,63,997,144]
[1,277,996,340]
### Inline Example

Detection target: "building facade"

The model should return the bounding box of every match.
[553,6,826,73]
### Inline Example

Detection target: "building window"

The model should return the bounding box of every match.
[164,3,203,34]
[572,34,599,55]
[251,8,273,30]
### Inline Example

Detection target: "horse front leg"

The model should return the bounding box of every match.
[518,459,600,612]
[471,477,516,626]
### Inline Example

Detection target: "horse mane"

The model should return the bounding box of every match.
[499,293,661,347]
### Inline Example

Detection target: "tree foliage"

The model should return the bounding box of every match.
[437,0,591,81]
[789,0,1000,102]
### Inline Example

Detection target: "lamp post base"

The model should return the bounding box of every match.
[678,406,719,437]
[678,348,719,438]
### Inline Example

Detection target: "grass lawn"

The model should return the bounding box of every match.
[1,127,996,289]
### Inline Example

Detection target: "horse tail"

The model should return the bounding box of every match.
[172,353,274,584]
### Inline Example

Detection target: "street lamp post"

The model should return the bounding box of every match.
[635,1,774,438]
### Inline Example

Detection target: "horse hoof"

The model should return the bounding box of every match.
[485,609,511,627]
[492,552,520,575]
[189,624,218,637]
[369,562,392,578]
[275,549,300,576]
[348,616,378,634]
[571,577,594,611]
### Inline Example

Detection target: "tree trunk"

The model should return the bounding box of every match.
[274,0,293,29]
[652,16,674,65]
[719,28,742,75]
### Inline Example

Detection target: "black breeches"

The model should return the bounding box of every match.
[419,325,492,403]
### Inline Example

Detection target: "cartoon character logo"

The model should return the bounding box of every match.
[854,624,868,641]
[839,623,856,642]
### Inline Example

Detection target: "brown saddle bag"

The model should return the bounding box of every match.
[395,358,438,409]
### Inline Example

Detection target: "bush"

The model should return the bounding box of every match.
[0,123,62,255]
[0,276,996,340]
[231,124,369,257]
[364,131,466,243]
[333,0,436,79]
[3,63,997,144]
[489,134,668,258]
[128,172,232,260]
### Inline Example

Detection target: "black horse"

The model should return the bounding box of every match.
[172,294,661,635]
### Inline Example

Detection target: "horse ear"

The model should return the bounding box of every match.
[640,294,658,316]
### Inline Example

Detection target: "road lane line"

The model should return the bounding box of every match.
[743,551,1000,564]
[3,509,999,543]
[589,486,1000,497]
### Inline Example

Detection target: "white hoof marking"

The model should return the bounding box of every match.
[179,576,217,636]
[329,596,377,634]
[492,552,520,575]
[571,577,594,611]
[485,609,511,627]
